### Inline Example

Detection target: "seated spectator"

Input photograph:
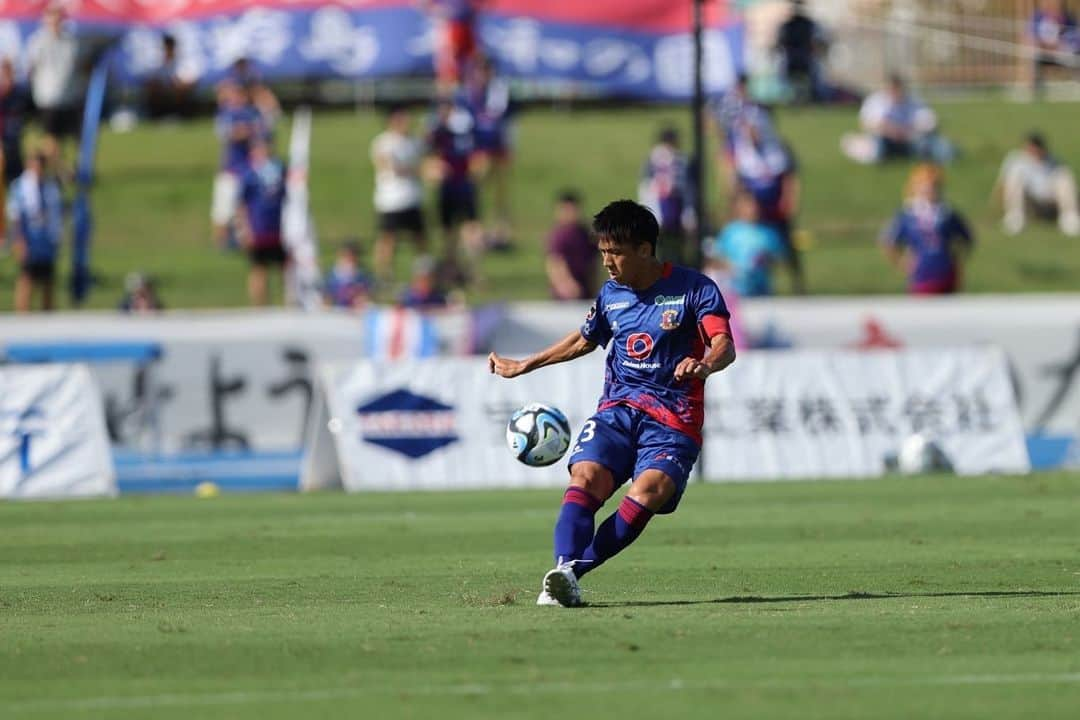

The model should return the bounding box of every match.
[842,74,953,164]
[880,164,973,295]
[237,137,288,306]
[545,190,597,300]
[118,272,165,313]
[731,107,804,293]
[996,132,1080,237]
[324,240,373,309]
[6,150,63,312]
[1029,0,1079,95]
[399,255,449,309]
[144,33,196,120]
[704,190,787,298]
[638,126,695,263]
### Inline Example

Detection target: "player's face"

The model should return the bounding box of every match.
[598,236,651,285]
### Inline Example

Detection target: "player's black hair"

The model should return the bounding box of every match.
[556,189,581,206]
[1026,131,1048,152]
[592,200,659,256]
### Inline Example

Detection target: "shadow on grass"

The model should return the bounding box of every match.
[589,590,1080,608]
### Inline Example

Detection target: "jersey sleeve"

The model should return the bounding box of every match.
[879,211,906,248]
[580,288,613,347]
[692,274,730,321]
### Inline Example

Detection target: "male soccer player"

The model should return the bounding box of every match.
[489,200,736,607]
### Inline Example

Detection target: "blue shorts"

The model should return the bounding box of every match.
[567,404,700,514]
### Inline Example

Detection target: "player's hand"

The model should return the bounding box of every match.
[674,357,711,382]
[489,352,526,379]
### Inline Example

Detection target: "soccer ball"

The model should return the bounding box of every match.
[896,433,954,475]
[506,403,572,467]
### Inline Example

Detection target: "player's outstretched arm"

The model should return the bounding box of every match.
[674,332,736,381]
[489,330,597,379]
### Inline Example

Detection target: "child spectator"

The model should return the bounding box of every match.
[237,137,287,306]
[324,241,373,309]
[6,150,63,312]
[705,190,787,298]
[399,255,449,309]
[996,131,1080,237]
[545,190,597,301]
[880,164,973,295]
[638,126,695,263]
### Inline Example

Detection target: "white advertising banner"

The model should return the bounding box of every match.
[703,347,1030,480]
[309,355,605,492]
[0,365,116,499]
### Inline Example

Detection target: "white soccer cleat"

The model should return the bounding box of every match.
[542,564,583,607]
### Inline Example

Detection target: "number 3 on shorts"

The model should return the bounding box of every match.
[579,420,597,443]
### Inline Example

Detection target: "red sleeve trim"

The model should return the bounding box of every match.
[700,314,731,340]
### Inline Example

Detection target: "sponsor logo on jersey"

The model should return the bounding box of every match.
[654,294,685,306]
[626,332,654,360]
[605,301,630,311]
[660,309,679,330]
[356,389,458,459]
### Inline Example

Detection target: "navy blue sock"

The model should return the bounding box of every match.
[576,496,654,578]
[552,487,603,566]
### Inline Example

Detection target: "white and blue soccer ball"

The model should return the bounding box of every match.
[506,403,572,467]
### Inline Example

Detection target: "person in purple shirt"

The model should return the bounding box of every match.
[211,80,264,250]
[427,98,482,285]
[489,199,735,608]
[1030,0,1079,95]
[238,137,287,306]
[545,190,598,300]
[880,164,973,295]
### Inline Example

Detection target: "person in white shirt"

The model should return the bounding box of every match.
[996,132,1080,237]
[26,3,83,159]
[370,106,427,281]
[842,75,952,164]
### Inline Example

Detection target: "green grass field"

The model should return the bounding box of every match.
[2,472,1079,719]
[2,100,1079,311]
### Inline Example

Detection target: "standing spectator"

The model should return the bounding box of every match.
[638,126,695,263]
[6,150,63,312]
[731,108,804,294]
[709,73,758,180]
[462,57,515,249]
[996,132,1080,237]
[26,3,83,164]
[1,58,30,184]
[545,190,598,301]
[423,0,480,89]
[371,105,426,282]
[324,240,373,309]
[841,75,953,165]
[704,190,787,298]
[427,97,482,286]
[211,80,263,249]
[880,164,974,295]
[144,33,197,120]
[399,255,449,309]
[237,138,288,306]
[775,0,830,103]
[1029,0,1079,96]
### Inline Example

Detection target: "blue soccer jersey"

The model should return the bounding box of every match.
[580,263,730,444]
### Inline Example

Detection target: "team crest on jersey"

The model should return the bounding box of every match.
[660,309,680,331]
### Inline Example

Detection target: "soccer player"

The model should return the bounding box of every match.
[489,200,736,607]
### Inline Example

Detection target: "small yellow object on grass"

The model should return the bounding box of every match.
[194,482,221,499]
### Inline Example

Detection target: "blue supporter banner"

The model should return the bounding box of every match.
[0,1,744,99]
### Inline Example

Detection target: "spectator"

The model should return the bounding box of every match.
[6,150,63,312]
[427,97,483,286]
[996,132,1080,237]
[211,80,263,249]
[1029,0,1079,96]
[399,255,449,309]
[144,33,197,120]
[423,0,480,89]
[545,190,598,301]
[1,58,30,185]
[880,164,973,295]
[324,241,373,309]
[841,74,953,165]
[461,57,515,249]
[775,0,830,103]
[638,126,695,263]
[709,73,758,168]
[237,137,288,306]
[704,190,787,298]
[371,105,426,282]
[26,3,83,163]
[731,108,804,294]
[118,272,165,313]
